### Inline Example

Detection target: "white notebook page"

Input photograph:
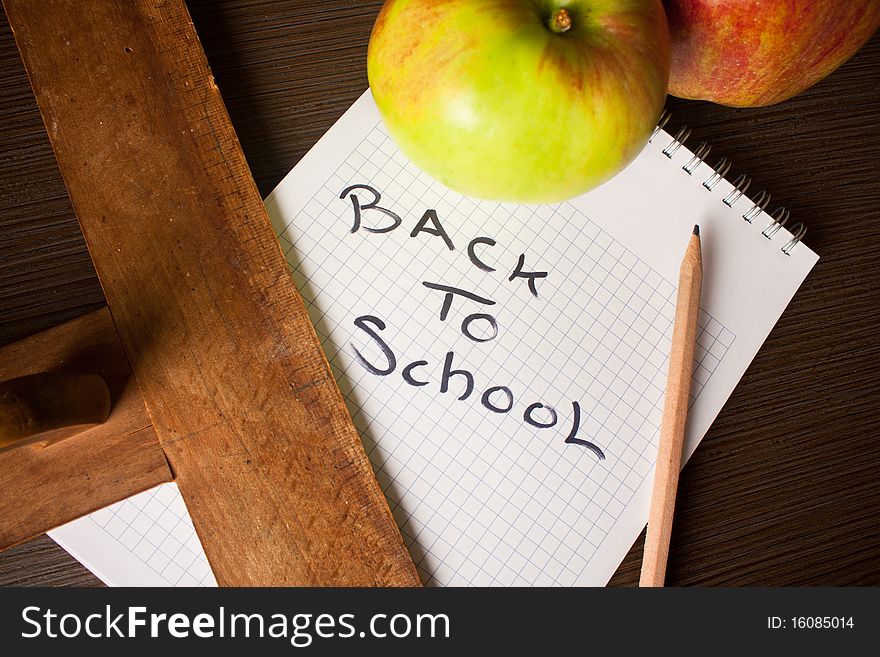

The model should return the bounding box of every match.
[49,89,818,586]
[50,484,215,587]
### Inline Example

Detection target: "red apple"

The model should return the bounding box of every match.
[664,0,880,107]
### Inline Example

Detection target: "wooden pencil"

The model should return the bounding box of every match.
[640,225,703,587]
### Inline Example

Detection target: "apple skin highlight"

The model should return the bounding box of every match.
[368,0,670,203]
[665,0,880,107]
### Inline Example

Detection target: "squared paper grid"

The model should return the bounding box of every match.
[80,484,216,586]
[274,122,735,587]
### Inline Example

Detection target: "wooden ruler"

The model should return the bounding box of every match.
[3,0,419,586]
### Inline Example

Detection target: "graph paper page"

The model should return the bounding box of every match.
[50,89,817,586]
[49,484,216,587]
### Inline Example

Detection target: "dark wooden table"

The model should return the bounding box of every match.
[1,1,878,587]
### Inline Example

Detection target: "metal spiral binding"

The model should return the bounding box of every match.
[723,173,751,206]
[683,142,711,175]
[650,110,671,143]
[743,190,771,223]
[703,158,732,191]
[782,223,807,255]
[653,113,807,254]
[662,126,691,158]
[762,207,790,239]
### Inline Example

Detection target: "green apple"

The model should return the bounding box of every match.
[367,0,670,203]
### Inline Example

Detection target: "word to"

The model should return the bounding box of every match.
[340,184,605,460]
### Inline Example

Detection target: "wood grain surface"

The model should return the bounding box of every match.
[1,0,878,586]
[0,307,171,551]
[2,0,417,586]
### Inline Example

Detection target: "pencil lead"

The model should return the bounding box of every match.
[693,225,700,236]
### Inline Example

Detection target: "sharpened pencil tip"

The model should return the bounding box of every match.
[693,225,700,236]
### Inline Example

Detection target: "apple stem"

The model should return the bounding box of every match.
[549,7,572,34]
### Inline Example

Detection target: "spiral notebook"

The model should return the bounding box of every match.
[48,90,818,586]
